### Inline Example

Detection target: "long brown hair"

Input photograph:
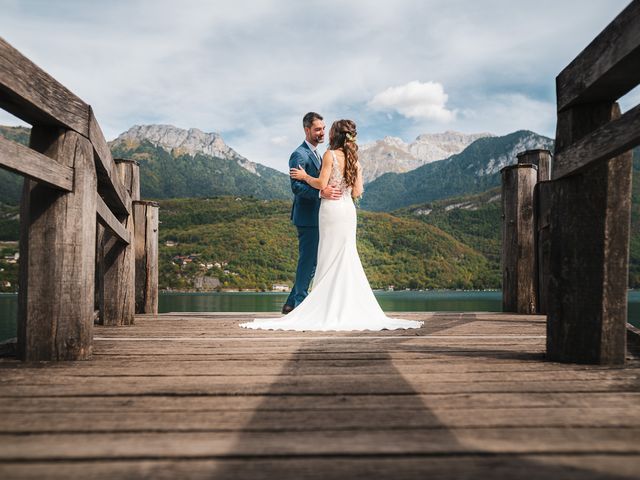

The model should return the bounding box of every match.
[329,119,358,188]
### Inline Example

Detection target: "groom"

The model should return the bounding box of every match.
[282,112,341,314]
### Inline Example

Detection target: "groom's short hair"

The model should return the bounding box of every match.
[303,112,323,129]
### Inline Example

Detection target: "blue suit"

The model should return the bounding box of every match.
[285,142,322,308]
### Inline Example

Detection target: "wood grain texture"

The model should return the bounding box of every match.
[115,159,140,202]
[1,455,638,480]
[17,127,96,361]
[96,195,130,245]
[0,313,638,479]
[535,181,553,315]
[134,201,159,314]
[0,135,73,190]
[0,36,131,217]
[99,161,138,326]
[552,103,640,180]
[88,108,131,217]
[548,102,632,365]
[556,0,640,111]
[0,36,89,133]
[517,149,552,182]
[100,230,135,326]
[501,165,538,313]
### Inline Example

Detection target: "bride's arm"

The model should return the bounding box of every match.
[352,162,364,198]
[290,151,332,190]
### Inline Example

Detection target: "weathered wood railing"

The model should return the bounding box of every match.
[0,37,158,361]
[502,0,640,364]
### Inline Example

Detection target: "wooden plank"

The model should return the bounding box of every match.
[0,358,625,376]
[1,391,637,413]
[1,427,639,461]
[96,195,130,245]
[1,313,638,478]
[556,0,640,111]
[1,367,636,385]
[552,103,640,180]
[18,127,97,361]
[89,108,131,217]
[1,376,636,397]
[2,406,639,433]
[1,455,639,480]
[0,37,89,134]
[0,134,72,190]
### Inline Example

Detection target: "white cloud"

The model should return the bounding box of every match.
[270,136,289,146]
[368,81,455,122]
[458,93,556,137]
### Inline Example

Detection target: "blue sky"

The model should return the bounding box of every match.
[0,0,637,172]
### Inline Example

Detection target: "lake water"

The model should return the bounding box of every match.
[2,290,640,342]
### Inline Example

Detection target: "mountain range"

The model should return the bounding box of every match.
[360,130,555,211]
[359,131,492,183]
[0,125,550,211]
[1,123,639,291]
[109,125,290,200]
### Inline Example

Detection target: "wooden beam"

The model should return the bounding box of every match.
[0,37,130,216]
[96,195,130,245]
[89,108,131,217]
[552,103,640,180]
[0,37,89,134]
[557,0,640,111]
[0,135,73,191]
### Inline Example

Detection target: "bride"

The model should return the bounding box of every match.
[240,120,422,331]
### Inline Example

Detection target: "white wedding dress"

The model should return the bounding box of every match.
[240,151,423,331]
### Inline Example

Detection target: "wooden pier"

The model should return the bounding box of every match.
[1,2,640,479]
[1,312,639,479]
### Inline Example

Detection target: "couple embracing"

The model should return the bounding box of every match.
[240,113,422,331]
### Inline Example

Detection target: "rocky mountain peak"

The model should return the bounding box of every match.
[359,130,494,183]
[111,124,232,158]
[110,124,260,175]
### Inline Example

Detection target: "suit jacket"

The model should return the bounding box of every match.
[289,141,321,227]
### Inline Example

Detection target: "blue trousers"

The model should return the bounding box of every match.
[285,226,319,307]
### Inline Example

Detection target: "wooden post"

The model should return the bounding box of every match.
[517,149,552,182]
[535,181,553,315]
[547,102,632,364]
[98,160,140,326]
[115,158,140,202]
[95,222,105,322]
[501,164,537,313]
[517,150,553,315]
[18,127,96,361]
[134,200,159,314]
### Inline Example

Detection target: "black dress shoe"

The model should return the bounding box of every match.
[281,304,295,314]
